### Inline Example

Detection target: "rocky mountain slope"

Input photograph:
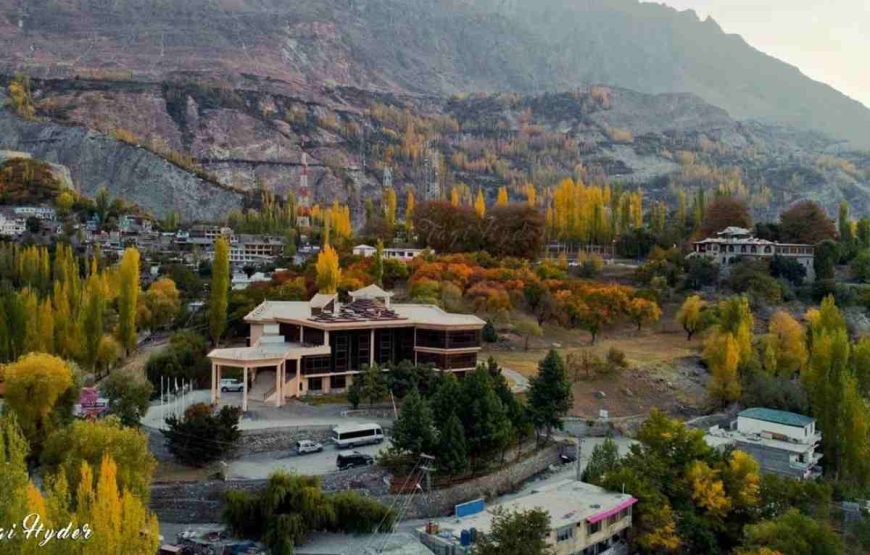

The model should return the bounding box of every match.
[0,97,243,221]
[2,0,869,148]
[10,76,866,222]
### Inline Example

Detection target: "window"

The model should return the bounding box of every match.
[556,525,574,542]
[331,375,346,390]
[308,377,323,391]
[588,521,601,535]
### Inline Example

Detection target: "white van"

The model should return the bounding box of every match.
[332,423,384,448]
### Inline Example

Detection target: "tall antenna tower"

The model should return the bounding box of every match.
[383,166,393,190]
[298,152,311,208]
[422,143,441,201]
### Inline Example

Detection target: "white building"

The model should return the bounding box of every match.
[706,407,822,480]
[0,210,26,236]
[691,227,815,280]
[418,480,635,555]
[232,271,272,290]
[353,244,429,261]
[13,205,57,221]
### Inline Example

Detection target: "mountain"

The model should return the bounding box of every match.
[2,0,869,148]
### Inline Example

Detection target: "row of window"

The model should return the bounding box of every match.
[555,507,632,544]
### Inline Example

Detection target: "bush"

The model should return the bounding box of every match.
[162,403,241,466]
[482,320,498,342]
[144,331,210,392]
[726,260,782,305]
[770,255,807,286]
[851,249,870,283]
[328,491,397,534]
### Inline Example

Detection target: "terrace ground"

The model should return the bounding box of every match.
[483,303,710,419]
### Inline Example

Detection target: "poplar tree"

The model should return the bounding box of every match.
[373,240,385,287]
[315,245,342,294]
[209,237,230,346]
[117,247,140,353]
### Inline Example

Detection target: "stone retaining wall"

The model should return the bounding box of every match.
[151,442,564,523]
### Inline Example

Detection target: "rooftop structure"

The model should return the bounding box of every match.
[706,407,822,480]
[353,244,429,261]
[418,480,635,555]
[691,227,815,279]
[208,286,485,410]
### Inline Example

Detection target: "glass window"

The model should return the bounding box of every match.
[588,521,601,535]
[556,525,574,542]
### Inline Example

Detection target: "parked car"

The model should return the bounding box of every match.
[220,379,244,392]
[337,450,374,470]
[295,440,323,455]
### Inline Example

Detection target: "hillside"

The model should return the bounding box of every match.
[2,0,870,148]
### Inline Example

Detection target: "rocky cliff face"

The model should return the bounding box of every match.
[2,0,869,148]
[0,107,244,221]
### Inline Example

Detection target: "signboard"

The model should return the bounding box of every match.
[76,387,109,418]
[455,498,485,518]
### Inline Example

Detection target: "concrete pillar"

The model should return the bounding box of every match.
[275,363,281,407]
[369,328,375,368]
[211,362,216,404]
[296,360,302,398]
[242,366,248,412]
[216,365,222,401]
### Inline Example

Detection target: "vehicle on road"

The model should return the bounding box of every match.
[220,379,244,392]
[332,423,384,448]
[337,450,374,470]
[295,440,324,455]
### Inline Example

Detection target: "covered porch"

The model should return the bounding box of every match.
[208,341,331,412]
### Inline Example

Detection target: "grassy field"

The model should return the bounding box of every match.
[482,312,709,419]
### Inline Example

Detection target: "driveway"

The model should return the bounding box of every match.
[226,440,389,479]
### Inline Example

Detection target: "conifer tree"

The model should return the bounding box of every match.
[392,388,436,456]
[438,413,468,477]
[527,350,572,439]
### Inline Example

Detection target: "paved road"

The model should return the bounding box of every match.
[226,440,389,479]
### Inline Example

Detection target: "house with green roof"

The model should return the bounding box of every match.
[706,407,822,480]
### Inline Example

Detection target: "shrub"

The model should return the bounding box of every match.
[482,320,498,342]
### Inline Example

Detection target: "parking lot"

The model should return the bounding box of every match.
[226,439,390,480]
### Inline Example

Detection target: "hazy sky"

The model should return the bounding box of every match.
[652,1,870,108]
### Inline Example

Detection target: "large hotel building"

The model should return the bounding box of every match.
[208,285,485,410]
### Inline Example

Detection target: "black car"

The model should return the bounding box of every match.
[337,450,374,470]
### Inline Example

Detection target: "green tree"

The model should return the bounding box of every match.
[391,388,436,456]
[100,368,153,427]
[209,236,230,345]
[851,249,870,283]
[472,507,552,555]
[163,403,241,467]
[0,415,31,553]
[430,372,462,423]
[741,508,841,555]
[359,364,388,406]
[582,437,621,483]
[438,413,469,477]
[528,350,572,439]
[838,200,853,245]
[373,239,385,287]
[458,366,512,466]
[514,318,543,351]
[117,247,141,353]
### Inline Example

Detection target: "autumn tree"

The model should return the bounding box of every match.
[209,237,230,346]
[779,200,837,244]
[3,353,75,450]
[372,239,385,287]
[627,297,662,331]
[496,186,508,206]
[41,417,156,502]
[740,509,840,555]
[482,204,546,258]
[414,201,483,253]
[761,311,808,377]
[316,244,342,293]
[514,318,543,351]
[705,332,741,407]
[700,195,752,236]
[677,295,706,340]
[116,247,140,353]
[139,277,181,331]
[474,190,486,217]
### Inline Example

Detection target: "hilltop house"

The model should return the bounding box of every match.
[208,285,485,411]
[706,407,823,480]
[418,480,635,555]
[690,227,815,280]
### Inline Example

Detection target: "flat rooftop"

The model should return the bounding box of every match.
[739,408,814,428]
[245,300,485,328]
[423,480,635,541]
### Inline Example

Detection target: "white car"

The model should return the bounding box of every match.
[295,440,324,455]
[220,379,244,392]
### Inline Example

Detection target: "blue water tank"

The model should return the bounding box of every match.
[460,529,471,547]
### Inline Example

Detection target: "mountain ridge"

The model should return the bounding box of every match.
[2,0,869,148]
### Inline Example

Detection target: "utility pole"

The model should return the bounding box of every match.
[575,435,582,481]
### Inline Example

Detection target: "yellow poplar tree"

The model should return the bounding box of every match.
[496,186,508,206]
[762,311,808,376]
[37,298,55,353]
[676,295,705,340]
[384,188,398,229]
[116,247,140,353]
[705,333,741,406]
[3,353,74,448]
[525,183,537,206]
[474,190,486,218]
[450,186,461,206]
[316,245,342,294]
[19,287,40,353]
